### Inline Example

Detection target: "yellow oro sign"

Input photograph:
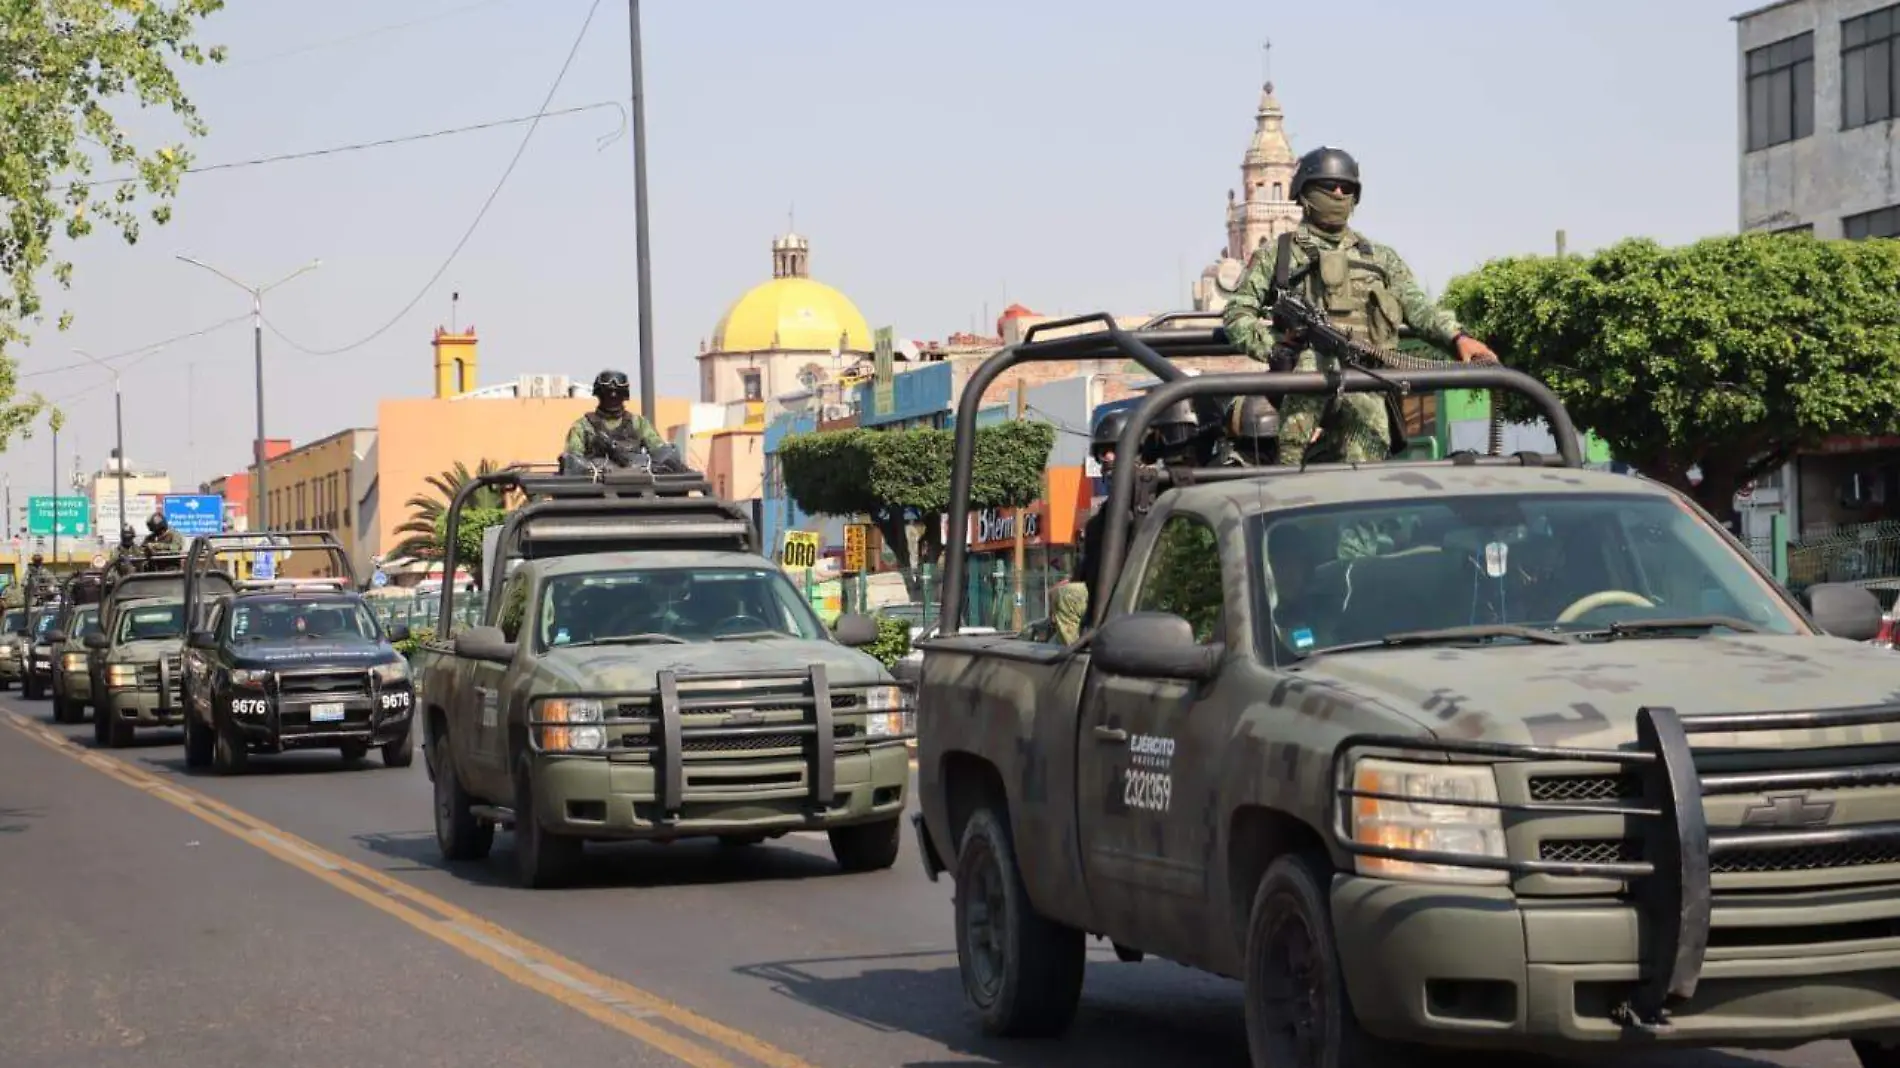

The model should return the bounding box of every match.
[780,530,820,570]
[843,523,869,574]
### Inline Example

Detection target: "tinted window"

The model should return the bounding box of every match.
[226,598,379,642]
[538,567,825,649]
[118,603,185,643]
[1746,31,1815,150]
[1256,493,1806,659]
[1134,515,1224,644]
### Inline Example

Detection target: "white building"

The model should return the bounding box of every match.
[1735,0,1900,542]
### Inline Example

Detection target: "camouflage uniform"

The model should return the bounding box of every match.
[564,410,666,461]
[143,528,186,556]
[1049,581,1087,646]
[1223,220,1465,464]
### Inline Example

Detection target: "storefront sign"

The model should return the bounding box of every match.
[968,505,1045,552]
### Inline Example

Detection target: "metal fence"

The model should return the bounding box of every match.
[366,589,488,636]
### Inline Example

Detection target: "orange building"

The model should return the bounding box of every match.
[248,328,691,583]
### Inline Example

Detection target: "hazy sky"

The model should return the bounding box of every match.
[3,0,1747,511]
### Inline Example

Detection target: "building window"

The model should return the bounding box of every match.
[1845,204,1900,238]
[1774,222,1814,234]
[740,369,762,402]
[1746,30,1814,150]
[1271,182,1282,200]
[1844,5,1900,130]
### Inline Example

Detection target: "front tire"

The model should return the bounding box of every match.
[952,806,1084,1037]
[512,752,582,888]
[1243,854,1406,1068]
[829,817,901,872]
[381,721,415,768]
[430,731,493,862]
[212,723,248,775]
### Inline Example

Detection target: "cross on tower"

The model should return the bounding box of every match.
[1262,38,1272,84]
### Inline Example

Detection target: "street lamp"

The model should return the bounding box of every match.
[174,255,320,532]
[71,348,126,545]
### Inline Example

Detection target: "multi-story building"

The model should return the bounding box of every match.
[1735,0,1900,542]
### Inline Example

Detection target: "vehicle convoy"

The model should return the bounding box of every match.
[0,607,24,689]
[911,314,1900,1068]
[46,575,104,724]
[179,532,414,775]
[19,596,61,700]
[415,464,913,889]
[86,558,220,748]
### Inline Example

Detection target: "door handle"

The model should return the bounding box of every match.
[1093,725,1127,743]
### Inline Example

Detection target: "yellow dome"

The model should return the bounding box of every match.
[711,276,872,354]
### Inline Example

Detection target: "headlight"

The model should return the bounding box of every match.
[1348,758,1506,886]
[537,697,605,752]
[863,685,915,738]
[372,661,408,685]
[106,664,138,688]
[230,668,270,687]
[60,653,85,671]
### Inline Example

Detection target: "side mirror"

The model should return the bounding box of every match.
[454,625,516,664]
[44,631,66,645]
[386,623,412,644]
[81,625,101,640]
[1805,583,1884,643]
[832,613,880,647]
[1093,611,1221,681]
[187,630,217,650]
[83,632,109,651]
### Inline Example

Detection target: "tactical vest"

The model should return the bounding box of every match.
[583,411,643,456]
[1272,230,1404,351]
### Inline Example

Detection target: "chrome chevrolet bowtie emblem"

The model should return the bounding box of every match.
[1741,793,1835,828]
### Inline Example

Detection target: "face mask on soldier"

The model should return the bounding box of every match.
[1300,183,1357,231]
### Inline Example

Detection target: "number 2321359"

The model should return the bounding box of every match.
[1123,768,1172,813]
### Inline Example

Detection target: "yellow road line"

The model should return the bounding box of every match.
[4,712,823,1068]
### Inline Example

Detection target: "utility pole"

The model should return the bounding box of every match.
[176,255,320,533]
[72,349,126,544]
[1011,378,1027,631]
[50,417,58,566]
[1556,228,1568,259]
[628,0,657,423]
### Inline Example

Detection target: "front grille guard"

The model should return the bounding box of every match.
[526,666,902,824]
[1328,702,1900,1032]
[262,668,383,737]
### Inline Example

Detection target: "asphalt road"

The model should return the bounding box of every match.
[0,691,1866,1068]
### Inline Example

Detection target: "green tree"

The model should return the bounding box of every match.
[389,460,508,588]
[1444,233,1900,522]
[777,421,1056,597]
[0,1,226,446]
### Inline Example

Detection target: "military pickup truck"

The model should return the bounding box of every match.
[416,465,913,889]
[0,607,23,689]
[48,601,100,724]
[86,561,229,748]
[911,315,1900,1068]
[179,532,413,775]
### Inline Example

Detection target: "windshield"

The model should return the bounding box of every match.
[1255,492,1807,661]
[32,612,57,639]
[2,611,20,633]
[226,598,381,642]
[536,567,826,649]
[116,602,185,644]
[70,608,96,636]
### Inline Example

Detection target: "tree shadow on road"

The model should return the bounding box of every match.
[730,949,1798,1068]
[352,827,854,892]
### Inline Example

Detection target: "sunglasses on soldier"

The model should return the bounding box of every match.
[1311,179,1358,196]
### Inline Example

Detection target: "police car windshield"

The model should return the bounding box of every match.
[33,612,57,638]
[227,597,379,643]
[2,611,21,633]
[536,567,825,650]
[117,603,185,643]
[1252,492,1806,663]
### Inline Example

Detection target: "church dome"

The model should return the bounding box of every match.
[711,276,872,354]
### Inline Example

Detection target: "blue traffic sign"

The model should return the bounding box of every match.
[163,494,225,536]
[253,551,275,580]
[371,569,388,588]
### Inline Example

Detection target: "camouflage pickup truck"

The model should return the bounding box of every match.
[417,465,913,889]
[86,563,230,748]
[912,319,1900,1068]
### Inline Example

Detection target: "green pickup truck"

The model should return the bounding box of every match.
[416,465,913,889]
[912,315,1900,1068]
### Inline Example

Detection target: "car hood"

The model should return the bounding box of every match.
[536,638,889,692]
[109,637,185,659]
[228,640,396,670]
[1293,634,1900,749]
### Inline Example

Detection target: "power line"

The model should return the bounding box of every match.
[19,313,250,381]
[72,100,627,192]
[262,0,606,358]
[217,0,518,70]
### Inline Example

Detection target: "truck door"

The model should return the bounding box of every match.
[1078,512,1227,959]
[463,571,528,798]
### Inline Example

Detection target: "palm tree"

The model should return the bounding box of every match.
[388,459,510,582]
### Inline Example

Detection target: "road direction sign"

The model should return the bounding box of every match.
[27,496,88,537]
[253,551,275,580]
[163,494,225,536]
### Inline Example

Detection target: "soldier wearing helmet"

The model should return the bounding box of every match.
[1219,396,1281,466]
[1074,408,1143,625]
[562,369,684,474]
[1222,146,1497,465]
[143,511,185,556]
[106,526,140,580]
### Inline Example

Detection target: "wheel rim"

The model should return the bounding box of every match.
[1255,896,1327,1067]
[962,840,1008,1005]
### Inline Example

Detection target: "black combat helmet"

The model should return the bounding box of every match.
[1290,146,1362,201]
[1142,398,1201,464]
[1090,409,1129,465]
[592,369,631,405]
[147,512,167,533]
[1225,396,1281,464]
[30,553,42,565]
[120,526,135,546]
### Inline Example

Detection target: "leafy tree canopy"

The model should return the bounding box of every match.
[1444,233,1900,517]
[1,1,226,448]
[390,460,508,586]
[777,421,1056,578]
